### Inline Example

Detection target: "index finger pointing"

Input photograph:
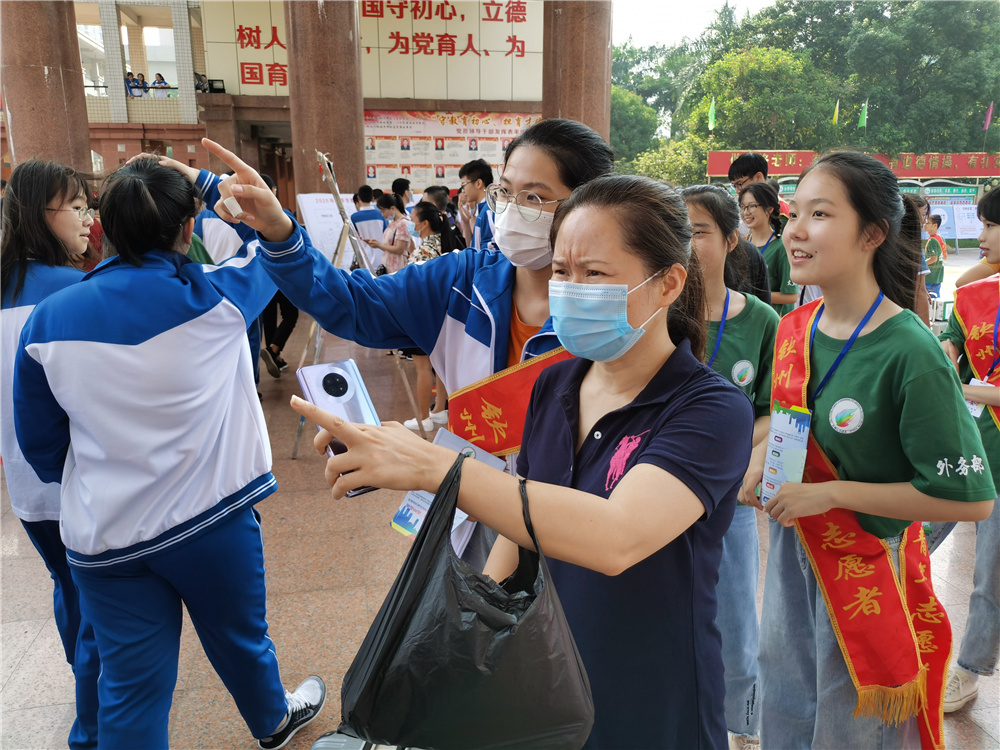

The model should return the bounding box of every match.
[290,395,365,444]
[202,137,252,175]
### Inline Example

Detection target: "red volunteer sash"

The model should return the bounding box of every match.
[773,300,951,749]
[953,273,1000,434]
[447,346,574,457]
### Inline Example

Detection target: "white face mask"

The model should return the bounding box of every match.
[493,207,555,270]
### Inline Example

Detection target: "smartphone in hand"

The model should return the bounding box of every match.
[296,359,380,497]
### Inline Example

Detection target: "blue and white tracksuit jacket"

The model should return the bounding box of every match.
[1,262,84,522]
[12,171,290,567]
[257,232,561,398]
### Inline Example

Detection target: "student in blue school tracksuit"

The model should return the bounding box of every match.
[1,159,100,750]
[13,158,325,750]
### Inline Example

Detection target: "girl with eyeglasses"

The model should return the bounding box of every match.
[1,159,100,749]
[292,175,754,748]
[256,119,614,565]
[740,181,798,316]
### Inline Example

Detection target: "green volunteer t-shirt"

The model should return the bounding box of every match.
[807,310,995,538]
[186,233,215,265]
[758,236,797,317]
[924,236,945,285]
[707,292,780,418]
[940,311,1000,487]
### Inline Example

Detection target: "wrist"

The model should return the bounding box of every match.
[421,444,458,493]
[259,215,294,243]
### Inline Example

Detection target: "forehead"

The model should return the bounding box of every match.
[686,202,717,227]
[553,208,629,262]
[793,168,851,204]
[500,145,569,196]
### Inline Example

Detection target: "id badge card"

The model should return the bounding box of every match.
[760,402,812,506]
[966,378,994,419]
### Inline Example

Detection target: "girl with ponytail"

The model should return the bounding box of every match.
[367,192,414,273]
[14,149,327,748]
[291,174,755,746]
[741,151,994,749]
[740,181,798,315]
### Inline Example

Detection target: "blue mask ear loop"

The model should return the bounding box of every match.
[625,267,672,334]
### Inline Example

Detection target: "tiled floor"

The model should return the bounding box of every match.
[2,260,998,749]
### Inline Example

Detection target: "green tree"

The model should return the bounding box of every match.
[685,47,846,150]
[610,84,661,162]
[625,133,710,187]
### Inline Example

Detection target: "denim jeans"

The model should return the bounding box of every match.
[759,519,919,749]
[715,503,760,736]
[926,492,1000,677]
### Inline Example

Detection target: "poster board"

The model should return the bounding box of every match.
[295,193,357,267]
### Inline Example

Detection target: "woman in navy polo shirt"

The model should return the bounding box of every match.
[296,175,754,747]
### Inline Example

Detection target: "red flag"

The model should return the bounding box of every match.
[985,101,995,131]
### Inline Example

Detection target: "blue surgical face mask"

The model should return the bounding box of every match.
[407,220,421,238]
[548,273,664,362]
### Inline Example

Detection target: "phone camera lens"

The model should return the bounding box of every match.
[322,373,350,398]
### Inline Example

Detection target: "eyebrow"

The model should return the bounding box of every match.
[788,197,836,208]
[499,175,556,193]
[690,222,713,228]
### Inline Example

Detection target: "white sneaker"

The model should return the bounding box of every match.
[430,409,449,425]
[258,675,326,749]
[404,416,435,432]
[728,733,760,750]
[943,667,979,712]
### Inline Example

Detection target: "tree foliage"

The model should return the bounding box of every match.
[627,134,710,187]
[613,0,1000,179]
[610,84,661,163]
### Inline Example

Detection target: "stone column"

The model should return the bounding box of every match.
[542,0,612,141]
[98,0,128,123]
[0,1,92,170]
[285,0,364,195]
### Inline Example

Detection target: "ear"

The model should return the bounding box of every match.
[657,263,688,308]
[725,231,739,254]
[178,216,196,254]
[860,220,888,253]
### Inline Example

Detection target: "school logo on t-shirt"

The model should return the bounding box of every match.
[731,360,755,387]
[829,398,864,434]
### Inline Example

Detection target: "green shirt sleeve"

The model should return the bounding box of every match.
[902,366,997,502]
[753,303,779,418]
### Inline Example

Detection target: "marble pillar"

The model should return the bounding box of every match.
[285,0,364,195]
[542,0,613,142]
[0,1,92,170]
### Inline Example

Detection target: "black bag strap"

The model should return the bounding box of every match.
[518,478,539,549]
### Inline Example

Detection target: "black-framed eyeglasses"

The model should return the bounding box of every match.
[486,184,565,222]
[46,206,96,221]
[740,203,761,213]
[731,177,750,191]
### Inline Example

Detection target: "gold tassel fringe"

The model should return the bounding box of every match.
[853,665,928,726]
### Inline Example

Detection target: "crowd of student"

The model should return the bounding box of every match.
[1,119,998,750]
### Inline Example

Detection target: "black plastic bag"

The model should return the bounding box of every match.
[340,453,594,750]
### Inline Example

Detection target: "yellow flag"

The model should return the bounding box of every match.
[833,99,840,125]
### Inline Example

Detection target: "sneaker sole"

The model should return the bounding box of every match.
[944,688,978,712]
[260,349,282,379]
[258,697,326,750]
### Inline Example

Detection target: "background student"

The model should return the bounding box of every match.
[932,184,1000,713]
[684,184,779,749]
[923,212,946,298]
[1,159,100,750]
[739,181,798,315]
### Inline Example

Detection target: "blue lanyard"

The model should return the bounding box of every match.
[752,231,775,254]
[707,288,730,368]
[987,300,1000,378]
[808,291,884,408]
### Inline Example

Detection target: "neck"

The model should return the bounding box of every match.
[590,321,676,399]
[819,272,882,327]
[704,267,728,321]
[512,264,553,326]
[749,225,772,245]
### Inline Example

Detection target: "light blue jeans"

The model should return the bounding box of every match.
[926,493,1000,677]
[759,520,919,749]
[715,503,760,736]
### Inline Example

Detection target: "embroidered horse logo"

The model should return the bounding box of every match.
[606,431,650,491]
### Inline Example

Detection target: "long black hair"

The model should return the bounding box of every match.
[99,157,199,265]
[503,118,614,190]
[376,192,406,215]
[411,201,460,253]
[799,151,920,311]
[1,160,91,303]
[681,184,748,292]
[551,175,706,360]
[740,181,783,239]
